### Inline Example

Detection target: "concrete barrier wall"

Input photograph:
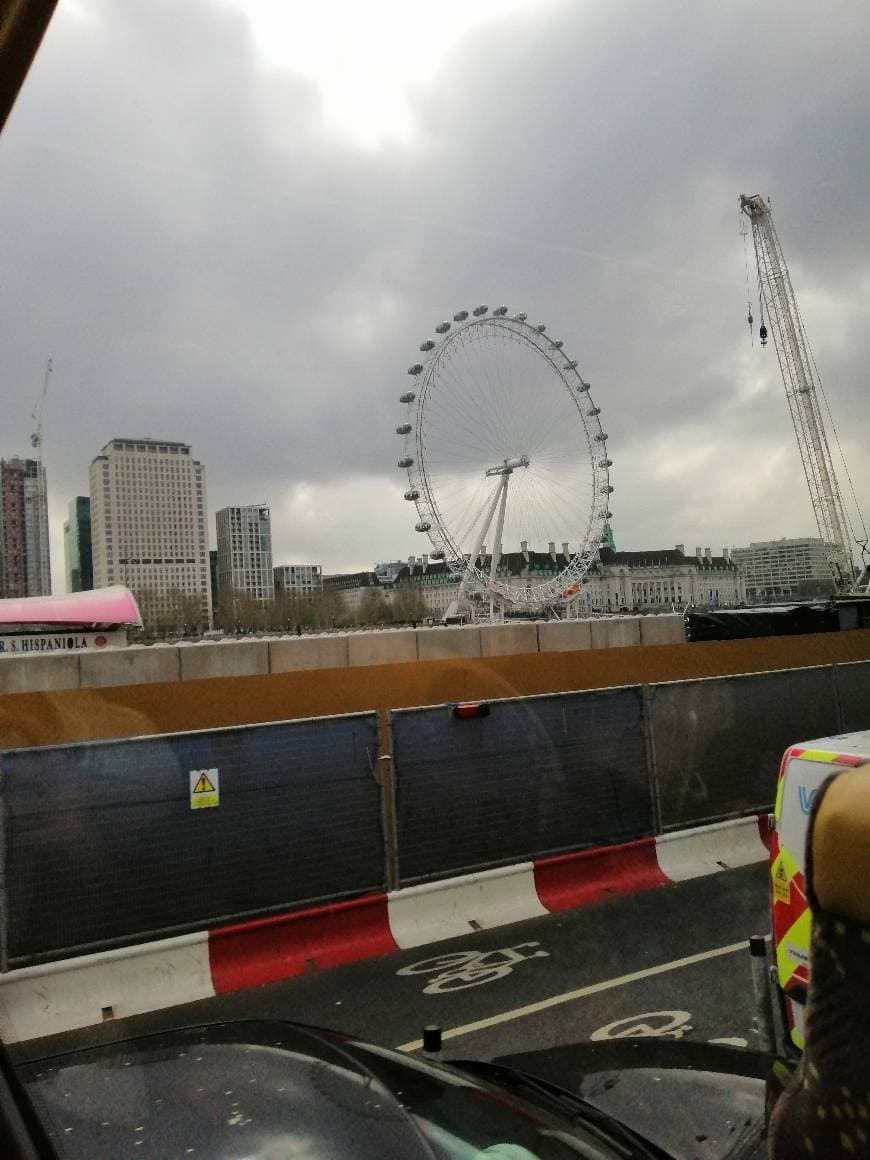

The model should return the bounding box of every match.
[2,626,870,749]
[479,622,539,657]
[0,615,678,696]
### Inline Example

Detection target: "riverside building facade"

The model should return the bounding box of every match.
[274,563,322,598]
[326,543,745,619]
[731,537,835,602]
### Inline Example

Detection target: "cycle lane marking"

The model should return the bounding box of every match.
[397,942,549,993]
[396,937,762,1052]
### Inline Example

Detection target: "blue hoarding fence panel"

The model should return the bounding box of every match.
[647,666,840,829]
[833,660,870,733]
[0,712,382,966]
[390,687,653,886]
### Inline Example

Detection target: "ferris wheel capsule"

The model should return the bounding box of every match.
[408,363,423,374]
[415,521,432,532]
[587,405,601,416]
[420,340,435,352]
[577,381,591,393]
[594,432,608,442]
[514,312,527,321]
[564,360,578,369]
[398,456,414,468]
[493,306,508,316]
[396,423,412,435]
[435,321,451,334]
[453,310,469,322]
[404,488,420,500]
[400,391,415,403]
[550,339,563,349]
[472,305,488,316]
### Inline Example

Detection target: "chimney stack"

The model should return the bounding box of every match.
[704,547,711,563]
[562,541,570,558]
[675,543,685,554]
[548,541,556,561]
[520,540,529,561]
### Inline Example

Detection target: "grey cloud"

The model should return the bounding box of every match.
[1,0,868,584]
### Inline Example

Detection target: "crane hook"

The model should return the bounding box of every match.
[758,302,768,347]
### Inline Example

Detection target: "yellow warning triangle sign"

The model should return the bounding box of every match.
[193,772,216,795]
[775,862,788,883]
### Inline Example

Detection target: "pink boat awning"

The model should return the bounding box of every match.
[0,586,142,629]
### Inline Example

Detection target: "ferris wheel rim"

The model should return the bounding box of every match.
[398,310,612,605]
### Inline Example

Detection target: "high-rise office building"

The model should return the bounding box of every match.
[0,457,51,597]
[215,505,274,605]
[89,438,212,627]
[63,496,93,593]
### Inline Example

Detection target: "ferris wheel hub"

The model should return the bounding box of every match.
[484,455,530,476]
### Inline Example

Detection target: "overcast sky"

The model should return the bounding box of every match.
[2,0,869,589]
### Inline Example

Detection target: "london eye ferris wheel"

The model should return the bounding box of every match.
[396,306,612,612]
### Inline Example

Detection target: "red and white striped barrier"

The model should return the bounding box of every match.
[0,814,769,1043]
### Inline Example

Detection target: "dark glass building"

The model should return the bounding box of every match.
[63,495,93,592]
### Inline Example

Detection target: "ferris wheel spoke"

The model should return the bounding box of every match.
[425,375,510,465]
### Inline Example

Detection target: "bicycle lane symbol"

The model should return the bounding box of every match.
[590,1011,693,1040]
[590,1011,748,1048]
[396,942,549,994]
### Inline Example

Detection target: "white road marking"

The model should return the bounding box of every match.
[397,942,549,993]
[396,937,764,1052]
[590,1010,693,1041]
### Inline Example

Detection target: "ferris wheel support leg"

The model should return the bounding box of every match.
[489,476,510,587]
[488,476,510,621]
[458,476,505,603]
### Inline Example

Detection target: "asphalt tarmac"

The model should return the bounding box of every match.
[15,861,770,1067]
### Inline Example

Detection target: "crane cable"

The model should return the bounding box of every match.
[740,209,754,345]
[746,214,768,346]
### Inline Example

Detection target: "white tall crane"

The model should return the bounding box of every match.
[739,194,859,593]
[31,357,52,456]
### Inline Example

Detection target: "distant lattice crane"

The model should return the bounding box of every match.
[31,357,52,455]
[740,194,857,593]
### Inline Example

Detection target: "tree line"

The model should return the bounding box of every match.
[132,579,432,639]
